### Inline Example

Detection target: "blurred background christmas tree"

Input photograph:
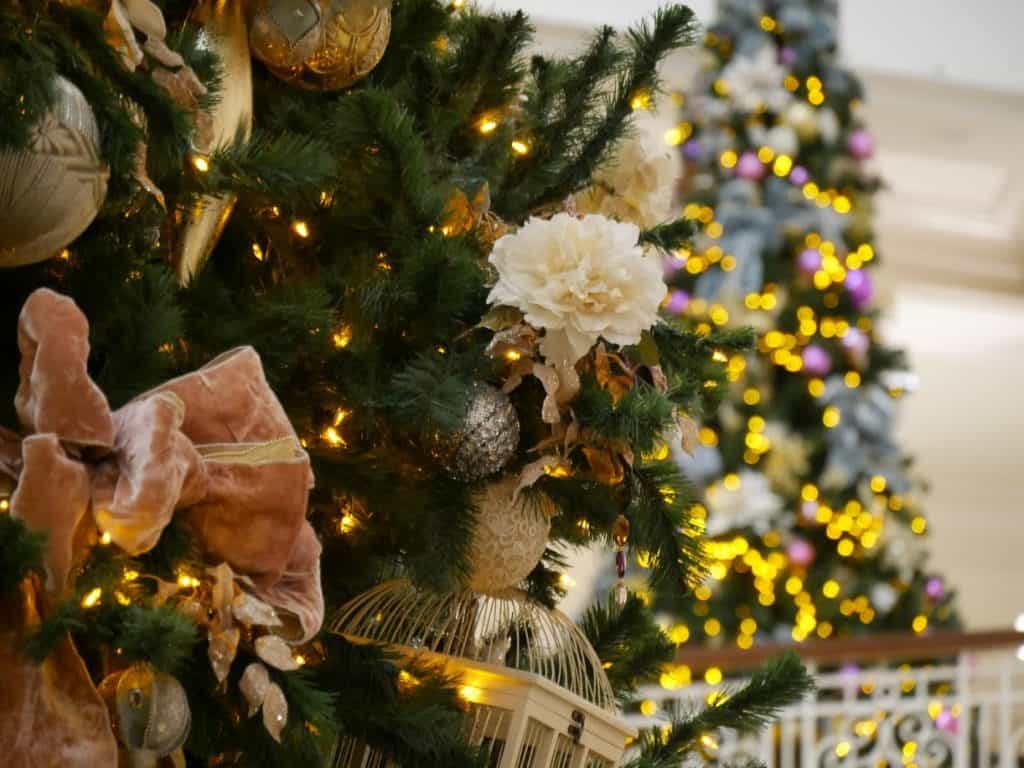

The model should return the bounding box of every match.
[657,0,961,646]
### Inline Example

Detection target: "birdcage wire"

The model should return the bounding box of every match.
[329,579,617,712]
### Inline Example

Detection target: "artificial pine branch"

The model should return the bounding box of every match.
[327,88,445,230]
[574,378,678,455]
[313,635,484,768]
[640,219,698,252]
[204,130,338,201]
[629,460,707,597]
[627,653,813,767]
[531,5,699,208]
[0,516,47,595]
[580,593,674,701]
[498,25,624,215]
[386,353,475,435]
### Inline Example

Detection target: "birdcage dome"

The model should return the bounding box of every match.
[329,579,617,712]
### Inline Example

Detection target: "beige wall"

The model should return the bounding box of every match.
[884,283,1024,629]
[866,76,1024,629]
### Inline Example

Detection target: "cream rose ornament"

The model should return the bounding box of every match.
[576,134,678,229]
[487,213,665,366]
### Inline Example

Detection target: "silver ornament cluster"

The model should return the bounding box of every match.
[442,383,519,482]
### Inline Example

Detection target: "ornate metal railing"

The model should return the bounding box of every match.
[629,629,1024,767]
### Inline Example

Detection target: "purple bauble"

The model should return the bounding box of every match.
[926,577,946,601]
[682,139,702,161]
[665,289,690,315]
[786,538,816,567]
[789,165,810,186]
[735,151,766,181]
[847,129,875,160]
[779,46,798,66]
[936,709,959,735]
[845,268,874,309]
[840,327,870,367]
[802,344,832,376]
[797,248,823,275]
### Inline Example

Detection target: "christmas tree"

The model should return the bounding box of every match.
[660,0,958,649]
[0,0,810,765]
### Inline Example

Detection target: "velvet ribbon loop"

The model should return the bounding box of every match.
[3,288,323,643]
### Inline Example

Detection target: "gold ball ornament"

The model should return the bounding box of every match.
[467,475,557,595]
[0,76,108,268]
[173,0,253,283]
[249,0,393,90]
[98,663,191,758]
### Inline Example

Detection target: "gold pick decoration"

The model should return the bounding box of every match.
[173,0,253,283]
[262,681,289,743]
[208,627,240,684]
[232,591,283,628]
[443,181,491,237]
[239,662,289,742]
[581,446,625,486]
[239,662,272,717]
[678,414,699,456]
[255,634,301,671]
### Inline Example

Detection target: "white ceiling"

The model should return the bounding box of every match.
[486,0,1024,94]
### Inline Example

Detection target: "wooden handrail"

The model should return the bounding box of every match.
[673,629,1023,674]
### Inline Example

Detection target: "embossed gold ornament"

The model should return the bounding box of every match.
[467,475,556,595]
[249,0,393,91]
[0,77,108,268]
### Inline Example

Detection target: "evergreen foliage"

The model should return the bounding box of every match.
[0,0,813,764]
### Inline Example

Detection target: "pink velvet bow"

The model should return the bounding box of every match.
[2,288,324,643]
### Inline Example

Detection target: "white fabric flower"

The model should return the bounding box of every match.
[704,470,782,537]
[487,213,665,366]
[577,134,678,228]
[720,45,793,114]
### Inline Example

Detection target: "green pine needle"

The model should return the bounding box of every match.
[0,515,47,595]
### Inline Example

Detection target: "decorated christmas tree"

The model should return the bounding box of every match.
[0,0,810,765]
[660,0,958,649]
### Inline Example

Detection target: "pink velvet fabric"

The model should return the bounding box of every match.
[11,435,92,593]
[6,288,323,642]
[0,578,118,767]
[0,426,20,488]
[15,289,114,448]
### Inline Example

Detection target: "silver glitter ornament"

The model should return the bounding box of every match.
[441,383,519,482]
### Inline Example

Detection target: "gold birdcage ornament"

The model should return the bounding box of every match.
[329,580,636,768]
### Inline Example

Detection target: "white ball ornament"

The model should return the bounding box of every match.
[0,77,108,268]
[784,101,820,142]
[467,475,557,595]
[871,583,899,614]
